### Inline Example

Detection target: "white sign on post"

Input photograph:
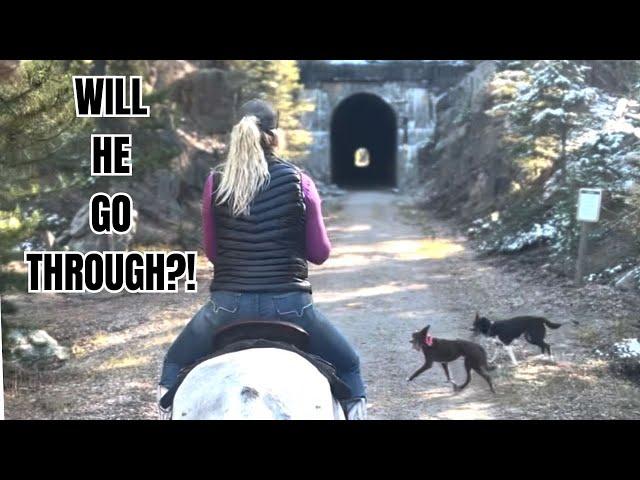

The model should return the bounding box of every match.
[577,188,602,223]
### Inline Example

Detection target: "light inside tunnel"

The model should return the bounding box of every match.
[354,147,370,168]
[331,93,397,188]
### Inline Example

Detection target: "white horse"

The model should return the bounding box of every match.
[171,348,346,420]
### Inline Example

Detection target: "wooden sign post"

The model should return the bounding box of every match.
[575,188,602,286]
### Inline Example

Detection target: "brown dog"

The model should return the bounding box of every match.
[407,325,495,393]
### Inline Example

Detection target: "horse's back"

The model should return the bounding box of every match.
[172,348,344,420]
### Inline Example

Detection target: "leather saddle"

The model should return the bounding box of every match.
[160,320,353,410]
[212,320,310,353]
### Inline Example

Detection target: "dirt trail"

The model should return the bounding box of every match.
[313,190,640,419]
[5,190,640,419]
[313,191,504,419]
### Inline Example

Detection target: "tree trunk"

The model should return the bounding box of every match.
[559,122,568,184]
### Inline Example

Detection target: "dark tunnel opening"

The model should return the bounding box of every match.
[330,93,397,188]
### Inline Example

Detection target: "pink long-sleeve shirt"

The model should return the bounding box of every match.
[201,171,331,265]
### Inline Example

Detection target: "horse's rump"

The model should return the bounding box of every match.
[172,348,345,419]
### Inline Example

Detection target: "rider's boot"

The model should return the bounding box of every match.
[157,385,172,420]
[341,397,367,420]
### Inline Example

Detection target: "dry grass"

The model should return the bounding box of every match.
[496,357,640,419]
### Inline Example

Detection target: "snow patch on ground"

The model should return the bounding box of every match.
[498,222,557,253]
[612,338,640,359]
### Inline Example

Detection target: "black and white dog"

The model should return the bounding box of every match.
[471,312,577,365]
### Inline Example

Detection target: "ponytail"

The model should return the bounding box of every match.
[215,115,271,217]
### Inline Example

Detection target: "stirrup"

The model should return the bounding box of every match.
[341,397,367,420]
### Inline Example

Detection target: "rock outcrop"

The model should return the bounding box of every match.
[418,61,507,219]
[52,64,239,250]
[56,201,139,252]
[4,328,71,370]
[614,266,640,291]
[169,68,245,134]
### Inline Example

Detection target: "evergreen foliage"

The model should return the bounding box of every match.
[229,60,313,160]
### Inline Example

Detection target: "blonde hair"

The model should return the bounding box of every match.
[215,115,279,217]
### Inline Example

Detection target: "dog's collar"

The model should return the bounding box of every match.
[424,335,434,346]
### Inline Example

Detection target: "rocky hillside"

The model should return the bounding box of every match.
[418,60,640,290]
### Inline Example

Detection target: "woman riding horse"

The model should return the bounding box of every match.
[158,99,366,419]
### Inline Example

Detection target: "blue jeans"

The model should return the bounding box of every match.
[160,290,366,399]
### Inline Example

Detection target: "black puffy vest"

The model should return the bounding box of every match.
[210,157,310,293]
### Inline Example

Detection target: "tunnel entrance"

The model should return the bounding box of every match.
[330,93,397,188]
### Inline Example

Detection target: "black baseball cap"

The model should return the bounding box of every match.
[238,99,279,131]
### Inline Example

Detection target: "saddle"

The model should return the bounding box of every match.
[212,320,310,352]
[160,320,352,410]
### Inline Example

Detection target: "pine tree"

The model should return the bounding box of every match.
[0,60,179,296]
[1,61,92,207]
[229,60,313,160]
[509,61,596,180]
[0,61,93,295]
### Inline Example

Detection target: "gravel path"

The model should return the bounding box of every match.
[313,190,505,419]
